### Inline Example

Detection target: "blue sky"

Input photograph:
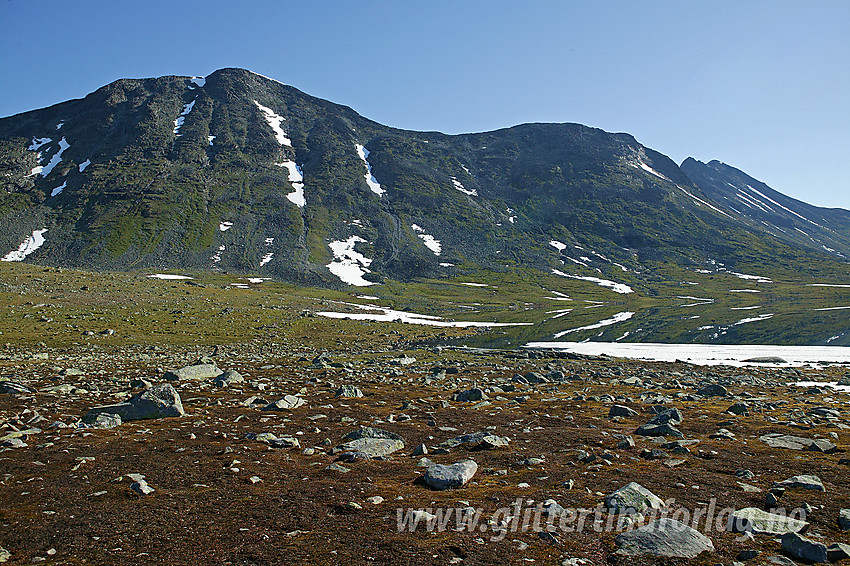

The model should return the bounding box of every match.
[1,0,848,208]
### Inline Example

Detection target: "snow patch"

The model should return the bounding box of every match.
[316,302,532,328]
[553,311,635,338]
[219,222,233,232]
[28,137,51,151]
[551,269,633,294]
[326,236,375,286]
[355,144,385,196]
[173,99,196,136]
[815,305,850,311]
[189,77,206,88]
[50,181,66,197]
[732,313,774,326]
[549,240,567,252]
[78,159,90,172]
[33,137,70,177]
[276,160,305,207]
[260,253,274,267]
[254,101,291,146]
[2,229,48,262]
[451,177,477,196]
[524,342,850,367]
[148,274,192,280]
[208,135,216,146]
[411,224,441,255]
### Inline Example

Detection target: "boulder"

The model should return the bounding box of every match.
[212,369,244,387]
[164,363,222,381]
[615,518,714,558]
[262,395,305,411]
[697,384,728,397]
[341,427,403,442]
[636,423,684,438]
[772,475,825,492]
[334,384,364,398]
[333,437,404,460]
[475,435,510,450]
[423,460,478,490]
[781,532,828,563]
[760,434,837,453]
[609,405,638,418]
[605,482,665,515]
[0,381,35,395]
[453,388,487,402]
[83,384,185,423]
[728,508,809,535]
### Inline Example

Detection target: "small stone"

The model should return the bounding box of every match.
[130,479,154,495]
[609,405,638,418]
[325,463,350,473]
[839,508,850,531]
[248,476,262,484]
[367,496,384,505]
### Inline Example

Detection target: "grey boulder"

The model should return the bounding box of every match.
[773,475,825,492]
[760,434,837,453]
[334,385,364,398]
[616,518,714,558]
[262,395,305,411]
[164,363,222,381]
[605,482,666,515]
[84,384,185,423]
[781,532,828,563]
[728,508,809,535]
[424,459,478,490]
[212,369,244,387]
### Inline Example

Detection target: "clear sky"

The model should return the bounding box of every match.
[1,0,848,208]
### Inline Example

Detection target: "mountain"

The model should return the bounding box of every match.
[0,68,847,292]
[681,158,850,259]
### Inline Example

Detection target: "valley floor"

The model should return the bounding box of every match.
[0,264,848,565]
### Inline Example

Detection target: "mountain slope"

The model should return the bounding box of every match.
[681,157,850,259]
[0,68,847,292]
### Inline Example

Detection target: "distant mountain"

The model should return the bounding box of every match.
[681,158,850,259]
[0,68,846,290]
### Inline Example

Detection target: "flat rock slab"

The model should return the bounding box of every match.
[424,460,478,490]
[84,384,185,423]
[333,438,404,460]
[164,363,222,381]
[262,395,305,411]
[635,423,684,438]
[781,532,828,563]
[616,518,714,559]
[773,474,825,492]
[0,381,35,395]
[728,507,809,535]
[760,434,837,453]
[605,482,666,515]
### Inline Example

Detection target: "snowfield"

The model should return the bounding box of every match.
[316,302,533,328]
[326,236,376,286]
[551,269,633,294]
[523,342,850,367]
[254,101,291,146]
[2,229,48,262]
[355,144,385,196]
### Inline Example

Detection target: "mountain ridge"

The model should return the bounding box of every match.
[0,68,847,292]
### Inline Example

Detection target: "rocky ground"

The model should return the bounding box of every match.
[0,264,849,565]
[1,341,849,566]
